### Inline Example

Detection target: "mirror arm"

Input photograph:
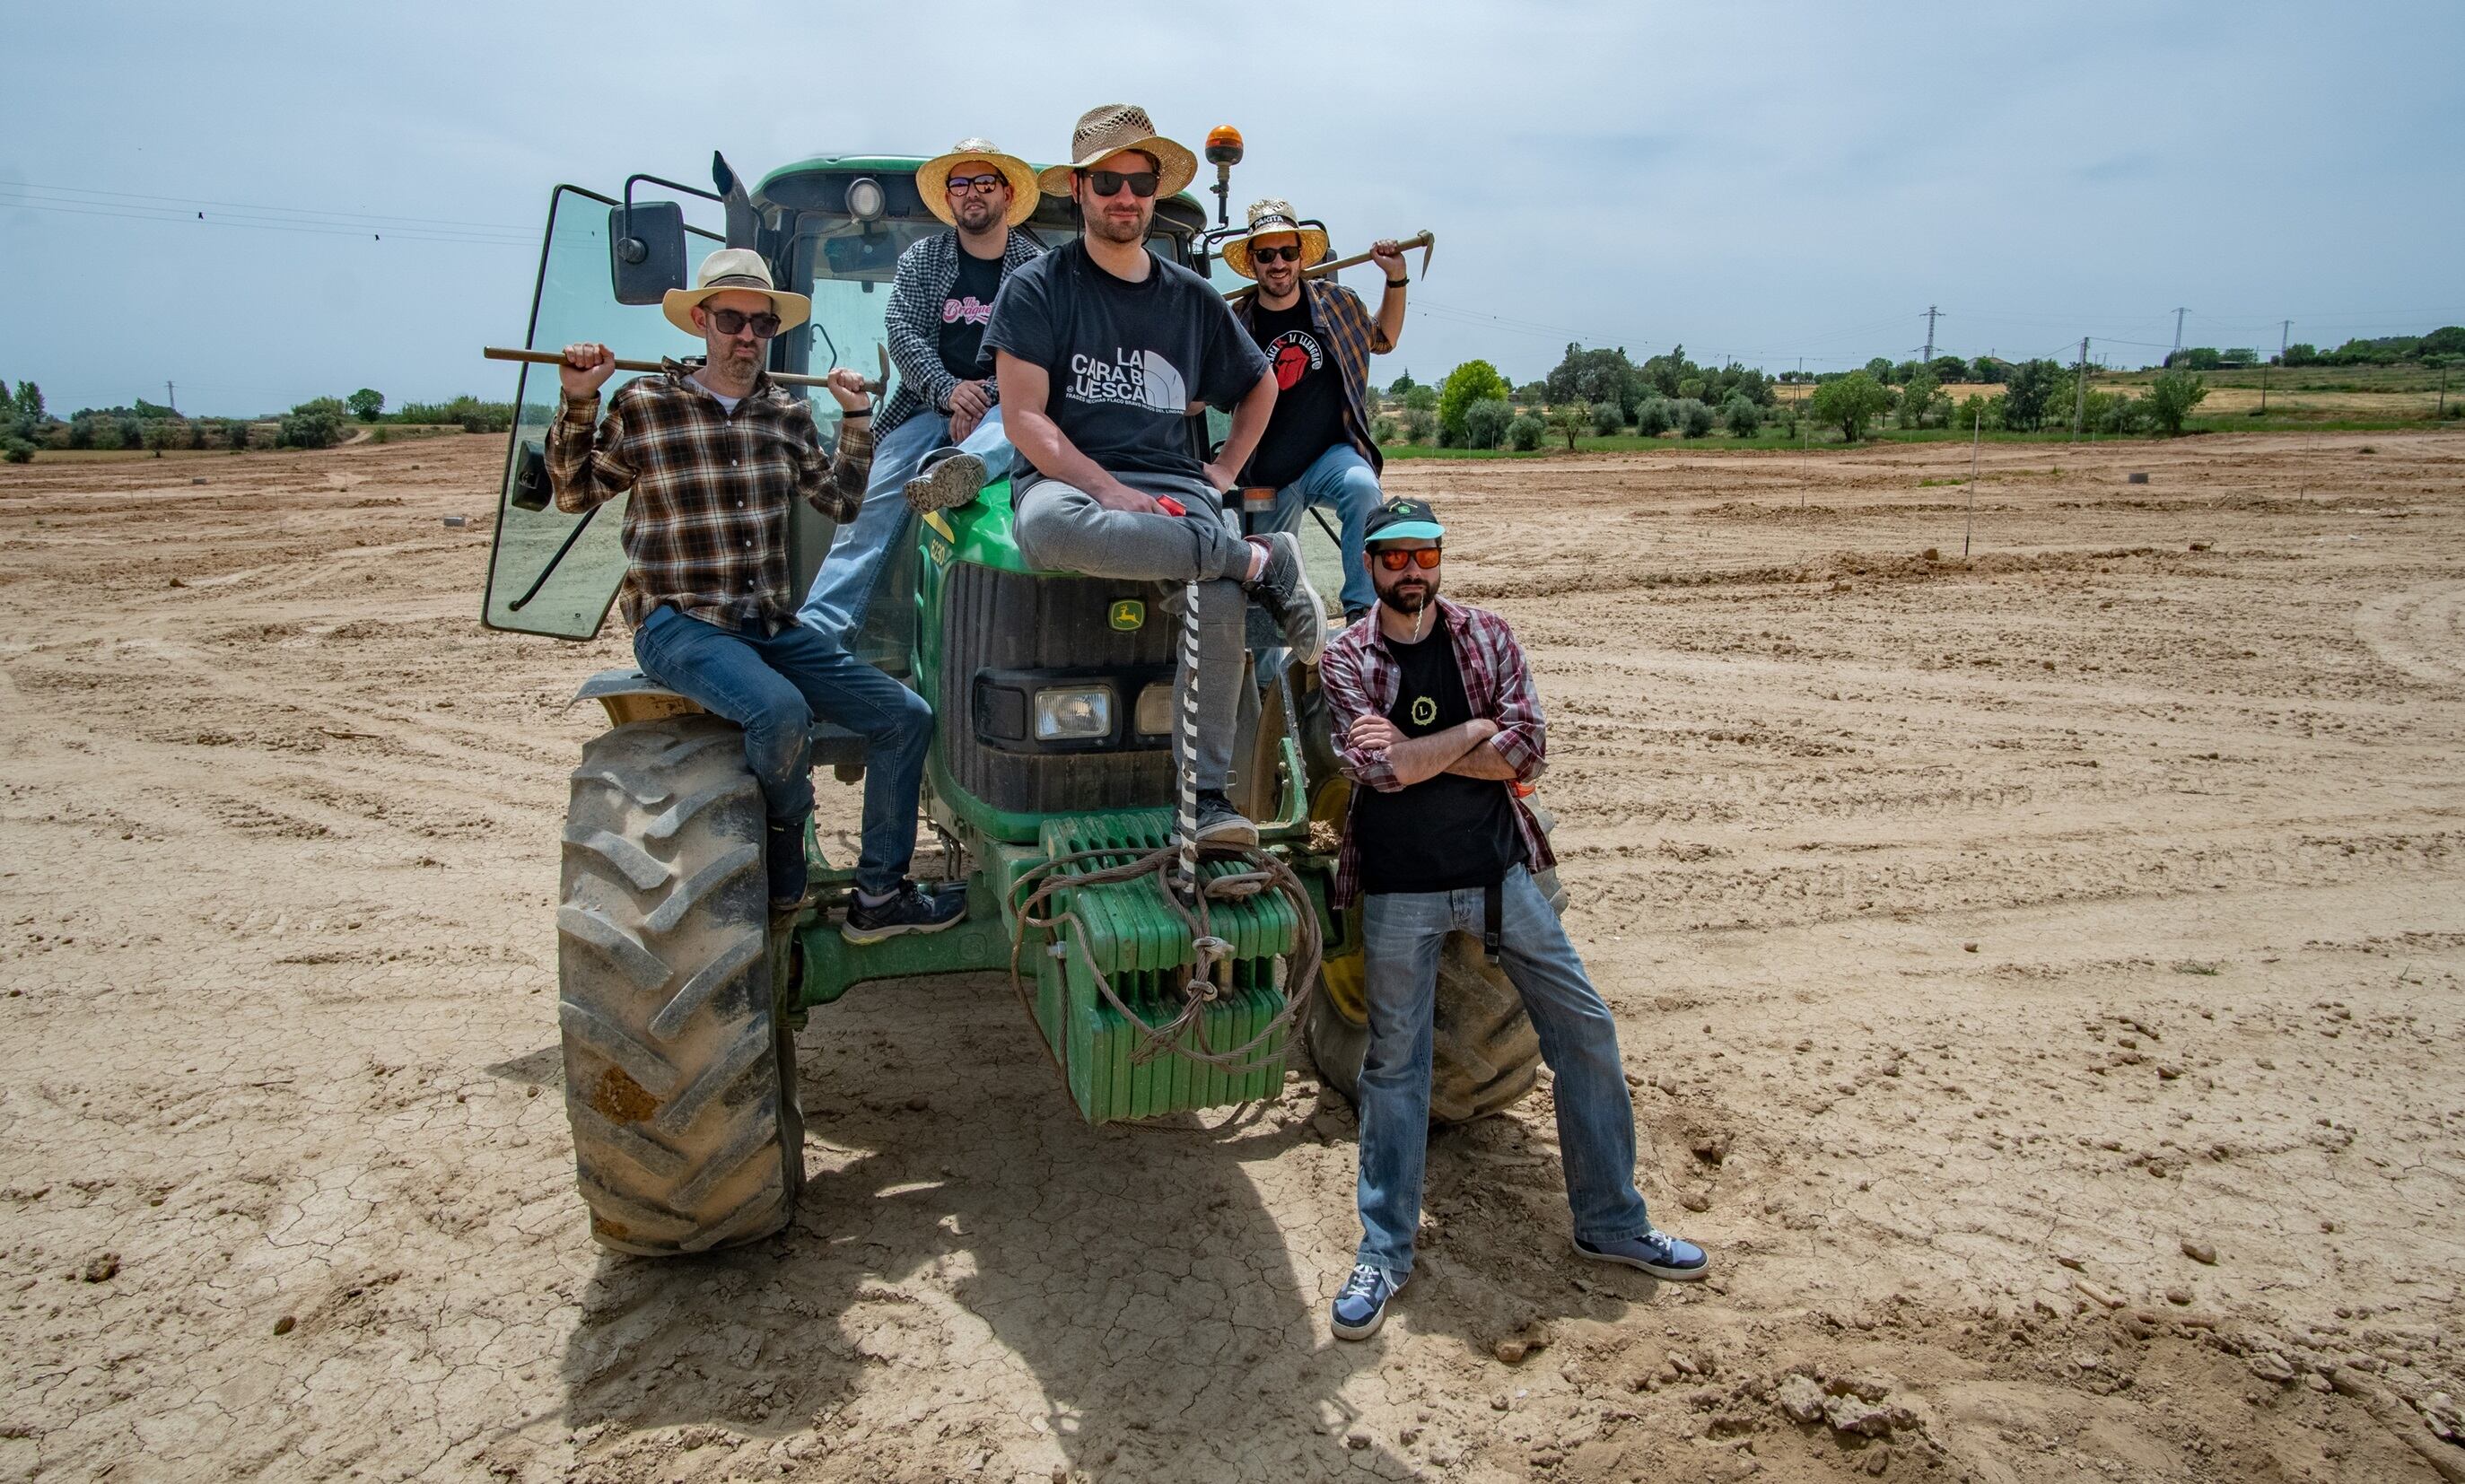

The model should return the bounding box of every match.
[620,172,724,265]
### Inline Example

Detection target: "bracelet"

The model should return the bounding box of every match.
[1385,276,1409,288]
[842,411,871,421]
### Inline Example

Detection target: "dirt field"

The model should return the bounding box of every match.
[4,430,2462,1483]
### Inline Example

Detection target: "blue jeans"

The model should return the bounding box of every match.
[633,605,933,897]
[1267,442,1383,616]
[797,406,1013,647]
[1354,864,1651,1277]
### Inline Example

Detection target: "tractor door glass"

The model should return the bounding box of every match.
[479,186,705,639]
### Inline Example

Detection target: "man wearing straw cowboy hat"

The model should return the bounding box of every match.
[795,137,1044,650]
[1224,200,1412,625]
[984,104,1328,849]
[551,249,967,940]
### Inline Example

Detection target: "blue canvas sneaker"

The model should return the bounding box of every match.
[1330,1263,1405,1340]
[1572,1228,1711,1281]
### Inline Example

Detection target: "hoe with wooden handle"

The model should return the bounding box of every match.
[1222,229,1434,298]
[483,343,890,396]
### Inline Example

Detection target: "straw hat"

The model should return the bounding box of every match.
[914,138,1039,228]
[1035,103,1198,198]
[661,249,810,337]
[1219,198,1331,281]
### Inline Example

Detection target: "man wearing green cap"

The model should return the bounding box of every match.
[1316,497,1709,1340]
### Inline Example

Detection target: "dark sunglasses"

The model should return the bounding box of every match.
[705,308,782,338]
[1250,244,1303,265]
[1374,547,1443,572]
[946,172,1007,195]
[1080,169,1159,198]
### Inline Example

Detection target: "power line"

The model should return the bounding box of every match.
[0,194,534,247]
[2,180,535,235]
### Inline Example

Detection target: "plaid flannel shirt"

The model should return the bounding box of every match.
[876,228,1045,441]
[1230,276,1389,473]
[1316,598,1552,907]
[547,360,872,633]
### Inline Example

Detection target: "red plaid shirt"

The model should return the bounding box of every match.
[1317,598,1552,906]
[547,360,871,632]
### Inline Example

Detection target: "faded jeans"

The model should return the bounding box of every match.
[633,604,933,897]
[1354,863,1652,1277]
[1266,441,1383,616]
[798,406,1014,648]
[1010,473,1252,793]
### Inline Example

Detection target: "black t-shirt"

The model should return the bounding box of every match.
[982,240,1271,489]
[1351,624,1527,895]
[1239,298,1347,489]
[938,247,1006,383]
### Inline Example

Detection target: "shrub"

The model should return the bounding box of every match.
[1809,371,1892,441]
[1590,400,1625,436]
[1402,384,1438,414]
[1437,361,1511,446]
[370,425,391,445]
[1462,396,1514,450]
[1674,397,1715,439]
[1722,395,1761,436]
[279,397,348,450]
[224,419,251,451]
[2,437,35,464]
[2145,371,2208,436]
[1402,407,1438,443]
[1505,413,1546,451]
[1634,397,1673,436]
[142,420,182,456]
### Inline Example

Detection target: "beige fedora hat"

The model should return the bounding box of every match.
[660,249,811,337]
[916,138,1040,228]
[1035,103,1198,198]
[1219,198,1332,281]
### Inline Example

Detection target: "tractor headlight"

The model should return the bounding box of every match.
[845,177,886,223]
[1033,687,1113,742]
[1133,681,1174,738]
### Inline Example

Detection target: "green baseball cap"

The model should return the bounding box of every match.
[1364,497,1444,545]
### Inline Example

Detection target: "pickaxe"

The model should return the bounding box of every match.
[484,342,891,396]
[1305,228,1434,285]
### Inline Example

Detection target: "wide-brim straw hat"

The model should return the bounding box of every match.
[1035,103,1198,198]
[661,248,810,337]
[1219,198,1331,281]
[915,138,1039,228]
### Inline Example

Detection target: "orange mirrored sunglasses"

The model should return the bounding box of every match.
[1373,547,1443,572]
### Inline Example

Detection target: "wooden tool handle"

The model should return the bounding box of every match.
[482,346,885,394]
[1301,229,1434,283]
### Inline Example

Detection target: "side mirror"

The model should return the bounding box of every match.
[608,201,686,305]
[509,440,551,511]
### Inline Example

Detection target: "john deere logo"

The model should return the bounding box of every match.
[1410,695,1438,726]
[1107,599,1145,632]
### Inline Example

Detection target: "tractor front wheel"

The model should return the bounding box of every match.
[1306,930,1545,1124]
[555,717,803,1255]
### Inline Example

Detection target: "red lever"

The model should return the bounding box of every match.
[1155,495,1187,517]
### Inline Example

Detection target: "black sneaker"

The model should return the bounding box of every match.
[904,451,988,514]
[766,816,811,911]
[842,879,967,944]
[1343,607,1372,628]
[1244,531,1329,663]
[1192,790,1257,851]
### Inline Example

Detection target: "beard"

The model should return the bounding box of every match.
[1086,203,1150,244]
[1378,578,1434,615]
[954,196,1000,231]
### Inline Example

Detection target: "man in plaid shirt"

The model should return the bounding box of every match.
[551,248,966,940]
[1316,497,1708,1340]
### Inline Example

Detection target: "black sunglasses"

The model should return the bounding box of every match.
[1080,169,1159,198]
[946,172,1007,195]
[1250,244,1303,265]
[1374,547,1443,572]
[704,308,782,338]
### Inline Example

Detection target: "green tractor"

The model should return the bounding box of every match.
[481,148,1562,1255]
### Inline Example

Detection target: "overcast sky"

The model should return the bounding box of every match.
[6,1,2462,415]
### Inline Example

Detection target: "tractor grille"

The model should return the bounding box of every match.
[936,561,1176,826]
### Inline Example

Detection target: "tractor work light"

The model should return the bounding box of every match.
[1033,686,1113,742]
[1133,681,1174,738]
[844,176,886,223]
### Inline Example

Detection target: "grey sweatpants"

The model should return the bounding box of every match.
[1012,474,1251,792]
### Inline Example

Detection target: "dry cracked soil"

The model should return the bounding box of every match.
[2,429,2462,1483]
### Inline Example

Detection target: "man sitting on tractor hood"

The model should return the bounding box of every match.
[549,248,966,941]
[985,103,1328,849]
[1316,497,1709,1340]
[1225,199,1411,626]
[797,137,1043,651]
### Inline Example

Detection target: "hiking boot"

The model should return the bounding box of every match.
[766,816,812,911]
[1572,1228,1710,1281]
[841,879,967,944]
[1192,790,1257,851]
[904,451,988,514]
[1331,1263,1404,1340]
[1243,530,1328,663]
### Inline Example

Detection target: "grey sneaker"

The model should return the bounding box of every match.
[1191,790,1257,851]
[1244,531,1329,663]
[904,451,988,514]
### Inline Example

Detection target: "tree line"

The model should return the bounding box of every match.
[0,379,514,462]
